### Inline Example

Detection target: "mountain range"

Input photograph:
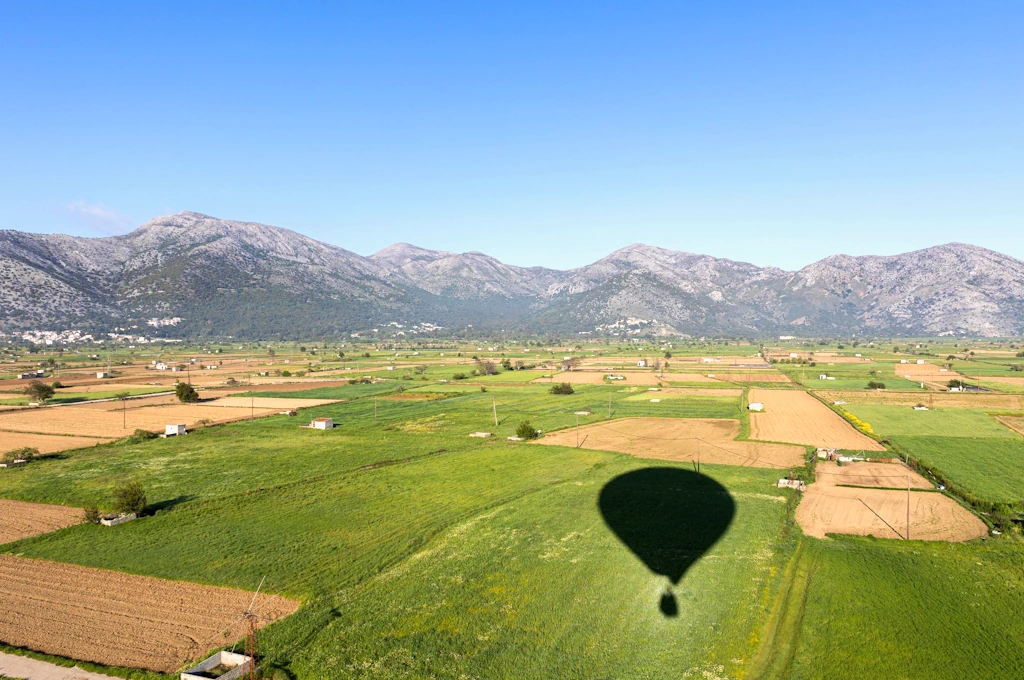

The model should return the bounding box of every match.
[2,211,1022,338]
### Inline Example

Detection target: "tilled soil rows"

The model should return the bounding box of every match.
[748,389,886,451]
[795,485,986,541]
[0,499,84,544]
[0,404,278,438]
[535,416,805,468]
[0,555,299,673]
[1,432,111,455]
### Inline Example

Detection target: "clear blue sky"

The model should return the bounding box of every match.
[1,2,1022,270]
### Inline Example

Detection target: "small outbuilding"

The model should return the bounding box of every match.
[747,402,764,412]
[165,424,187,437]
[181,651,254,680]
[312,417,334,430]
[637,360,647,367]
[96,371,109,379]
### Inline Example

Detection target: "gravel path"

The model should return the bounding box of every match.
[0,652,118,680]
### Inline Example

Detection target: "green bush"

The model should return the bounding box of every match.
[549,382,575,395]
[84,506,101,524]
[113,481,147,516]
[125,428,157,444]
[2,446,38,464]
[175,382,199,403]
[866,381,886,390]
[516,420,538,440]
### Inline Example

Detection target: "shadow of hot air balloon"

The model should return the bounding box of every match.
[598,467,735,617]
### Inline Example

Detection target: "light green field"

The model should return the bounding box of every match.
[845,405,1022,438]
[761,537,1024,679]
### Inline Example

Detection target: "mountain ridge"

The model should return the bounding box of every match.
[2,212,1022,338]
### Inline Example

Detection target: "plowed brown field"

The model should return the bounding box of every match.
[796,487,985,541]
[748,389,885,451]
[1,432,111,455]
[534,417,804,468]
[814,461,933,489]
[0,403,277,438]
[0,555,299,673]
[0,499,83,544]
[996,416,1024,436]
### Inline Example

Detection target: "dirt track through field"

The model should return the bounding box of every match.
[0,555,299,673]
[535,417,804,468]
[0,499,83,544]
[748,389,885,451]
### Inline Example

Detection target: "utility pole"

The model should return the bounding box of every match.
[492,397,498,426]
[907,474,911,541]
[697,437,701,475]
[374,397,378,425]
[576,413,579,448]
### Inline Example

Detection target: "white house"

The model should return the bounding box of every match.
[748,402,764,411]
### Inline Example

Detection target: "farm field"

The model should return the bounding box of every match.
[1,341,1022,680]
[795,461,983,541]
[769,538,1024,679]
[997,415,1024,435]
[815,389,1024,409]
[0,431,111,456]
[535,416,805,468]
[0,402,278,438]
[748,389,886,450]
[844,404,1024,503]
[532,370,672,385]
[0,499,83,543]
[0,555,297,673]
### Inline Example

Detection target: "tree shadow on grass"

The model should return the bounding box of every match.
[598,467,735,617]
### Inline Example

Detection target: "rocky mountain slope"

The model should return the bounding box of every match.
[1,212,1022,338]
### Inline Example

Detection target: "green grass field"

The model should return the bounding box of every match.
[761,537,1024,679]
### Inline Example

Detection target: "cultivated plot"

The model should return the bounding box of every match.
[0,403,278,438]
[535,416,805,468]
[748,389,886,451]
[0,499,83,544]
[0,431,111,455]
[0,555,298,673]
[796,460,984,541]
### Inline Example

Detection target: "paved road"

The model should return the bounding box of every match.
[0,652,118,680]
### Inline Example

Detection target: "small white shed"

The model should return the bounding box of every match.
[165,424,187,436]
[312,417,334,430]
[748,402,764,412]
[637,360,647,367]
[96,371,109,379]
